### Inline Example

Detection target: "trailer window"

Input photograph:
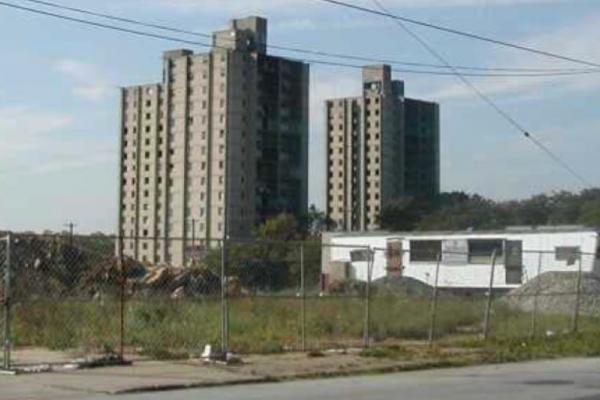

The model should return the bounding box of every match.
[468,239,504,264]
[555,246,580,266]
[410,240,441,262]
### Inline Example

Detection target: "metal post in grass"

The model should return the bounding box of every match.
[220,238,229,353]
[482,249,498,340]
[300,243,306,352]
[530,251,543,338]
[118,231,125,362]
[571,252,583,333]
[428,252,442,345]
[363,247,373,348]
[3,233,12,370]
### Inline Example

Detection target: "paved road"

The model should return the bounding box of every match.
[86,358,600,400]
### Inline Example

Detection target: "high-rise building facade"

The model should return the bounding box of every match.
[118,17,309,265]
[404,98,440,199]
[325,65,439,231]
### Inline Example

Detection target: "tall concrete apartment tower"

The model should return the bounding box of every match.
[325,65,439,231]
[118,17,309,265]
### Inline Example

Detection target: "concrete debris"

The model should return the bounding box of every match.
[504,272,600,316]
[171,286,185,300]
[7,364,52,375]
[144,267,170,287]
[63,354,130,370]
[201,345,243,365]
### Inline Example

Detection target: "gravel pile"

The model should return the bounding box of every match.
[372,275,434,297]
[504,271,600,316]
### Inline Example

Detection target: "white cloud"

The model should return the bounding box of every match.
[385,0,575,6]
[0,106,72,153]
[271,18,318,31]
[0,106,115,177]
[29,151,116,175]
[0,106,73,176]
[55,59,115,102]
[0,106,71,134]
[424,14,600,102]
[149,0,573,12]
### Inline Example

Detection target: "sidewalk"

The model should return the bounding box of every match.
[0,350,480,399]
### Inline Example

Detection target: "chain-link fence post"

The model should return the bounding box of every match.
[220,239,229,353]
[363,247,372,348]
[482,249,498,340]
[3,233,11,370]
[300,243,306,352]
[428,252,442,345]
[571,252,583,333]
[118,232,126,362]
[530,251,543,338]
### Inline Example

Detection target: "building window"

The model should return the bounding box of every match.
[410,240,441,262]
[555,246,580,266]
[468,239,504,264]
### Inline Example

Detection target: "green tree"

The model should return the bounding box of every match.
[579,199,600,226]
[379,196,434,231]
[297,204,336,239]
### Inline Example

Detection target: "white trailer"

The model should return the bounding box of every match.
[322,227,600,290]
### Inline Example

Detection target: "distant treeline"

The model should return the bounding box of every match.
[379,189,600,231]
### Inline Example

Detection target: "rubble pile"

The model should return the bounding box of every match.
[504,271,600,316]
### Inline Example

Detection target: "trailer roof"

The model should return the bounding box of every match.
[323,225,599,238]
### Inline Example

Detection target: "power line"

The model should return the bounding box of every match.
[0,1,212,47]
[2,1,600,80]
[303,58,600,78]
[317,0,600,69]
[15,0,600,75]
[3,1,598,79]
[369,0,591,187]
[0,2,590,187]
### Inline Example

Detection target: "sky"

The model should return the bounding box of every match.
[1,0,599,234]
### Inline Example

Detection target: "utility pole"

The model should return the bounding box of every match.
[221,102,231,355]
[191,218,197,249]
[186,218,197,266]
[64,222,77,246]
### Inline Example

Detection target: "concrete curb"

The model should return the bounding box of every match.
[114,377,279,395]
[112,358,472,395]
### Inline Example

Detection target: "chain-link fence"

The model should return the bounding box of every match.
[0,233,599,370]
[1,234,8,370]
[7,233,123,368]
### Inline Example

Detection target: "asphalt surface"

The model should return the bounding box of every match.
[0,359,600,400]
[84,358,600,400]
